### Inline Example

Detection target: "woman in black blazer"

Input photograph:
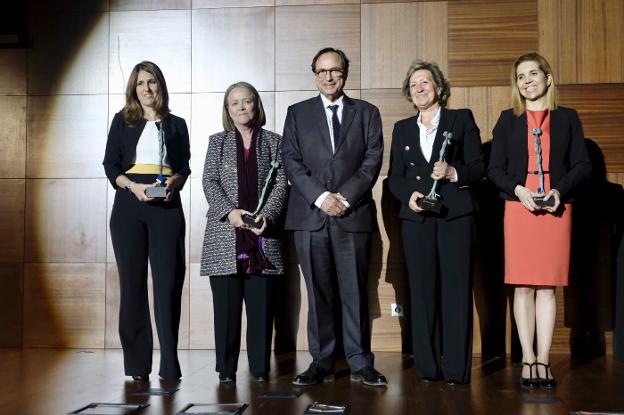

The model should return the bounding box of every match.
[388,60,484,385]
[488,53,591,389]
[103,61,190,381]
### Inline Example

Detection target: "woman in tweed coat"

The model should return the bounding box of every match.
[200,81,287,384]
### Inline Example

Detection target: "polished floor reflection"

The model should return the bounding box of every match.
[0,350,622,415]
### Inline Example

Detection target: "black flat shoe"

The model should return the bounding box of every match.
[132,375,149,382]
[219,373,236,384]
[350,366,388,387]
[536,362,557,389]
[292,364,334,386]
[520,362,538,389]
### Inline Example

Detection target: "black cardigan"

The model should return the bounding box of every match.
[102,111,191,189]
[487,107,591,203]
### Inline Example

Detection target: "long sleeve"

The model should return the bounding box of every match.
[282,106,329,206]
[102,113,125,189]
[336,106,384,206]
[203,133,236,221]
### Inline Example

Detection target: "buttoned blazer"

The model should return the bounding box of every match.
[103,111,191,189]
[487,107,591,203]
[200,128,287,276]
[388,108,485,222]
[282,94,384,232]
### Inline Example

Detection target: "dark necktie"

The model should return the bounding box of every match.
[329,104,341,152]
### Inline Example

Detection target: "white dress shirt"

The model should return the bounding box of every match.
[315,94,349,209]
[416,108,458,182]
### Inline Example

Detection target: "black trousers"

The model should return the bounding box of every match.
[210,273,275,375]
[110,174,186,379]
[402,215,474,383]
[294,221,374,372]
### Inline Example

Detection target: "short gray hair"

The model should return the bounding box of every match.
[401,60,450,108]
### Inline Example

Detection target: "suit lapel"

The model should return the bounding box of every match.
[513,112,529,174]
[548,109,561,173]
[334,95,356,154]
[430,108,455,165]
[312,95,334,155]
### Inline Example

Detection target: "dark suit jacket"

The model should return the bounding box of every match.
[282,95,383,232]
[388,108,485,222]
[488,107,591,203]
[103,111,191,189]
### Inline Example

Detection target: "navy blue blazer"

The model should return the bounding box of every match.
[388,108,485,222]
[282,94,383,232]
[103,111,191,189]
[487,107,591,203]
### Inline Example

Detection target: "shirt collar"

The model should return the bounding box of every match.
[417,106,441,129]
[320,94,344,110]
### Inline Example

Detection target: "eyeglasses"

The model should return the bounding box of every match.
[315,68,344,78]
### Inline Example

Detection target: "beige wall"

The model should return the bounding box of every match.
[1,0,623,354]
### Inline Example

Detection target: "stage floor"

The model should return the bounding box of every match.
[0,349,622,414]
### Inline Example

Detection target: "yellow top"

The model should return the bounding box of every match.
[125,164,173,176]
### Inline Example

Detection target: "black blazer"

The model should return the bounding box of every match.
[388,108,484,222]
[282,95,383,232]
[487,107,591,202]
[103,111,191,189]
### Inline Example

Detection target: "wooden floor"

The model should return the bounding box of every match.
[0,349,623,415]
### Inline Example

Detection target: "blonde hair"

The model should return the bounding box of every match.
[401,60,450,108]
[222,82,266,131]
[511,53,557,116]
[122,61,170,126]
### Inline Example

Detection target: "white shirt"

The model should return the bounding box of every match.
[417,108,458,182]
[320,94,344,154]
[315,94,349,209]
[416,107,441,163]
[133,121,170,167]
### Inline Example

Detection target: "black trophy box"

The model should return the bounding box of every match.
[533,196,555,207]
[417,197,442,213]
[145,186,166,198]
[242,213,263,229]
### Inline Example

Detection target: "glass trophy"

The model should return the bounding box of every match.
[242,159,281,229]
[530,127,554,207]
[416,131,453,213]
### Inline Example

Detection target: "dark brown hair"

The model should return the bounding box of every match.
[122,61,170,126]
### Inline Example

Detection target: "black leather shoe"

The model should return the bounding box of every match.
[350,366,388,387]
[520,362,538,389]
[219,373,236,384]
[420,376,439,383]
[536,362,557,389]
[292,364,334,386]
[252,373,268,383]
[446,379,468,386]
[132,375,149,382]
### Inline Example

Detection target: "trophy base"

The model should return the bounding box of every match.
[242,213,263,229]
[145,186,166,198]
[417,197,442,213]
[533,196,555,207]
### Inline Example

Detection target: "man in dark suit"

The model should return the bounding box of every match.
[282,47,386,386]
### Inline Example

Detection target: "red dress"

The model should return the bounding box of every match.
[503,110,572,286]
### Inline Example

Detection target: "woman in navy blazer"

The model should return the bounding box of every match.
[488,53,591,389]
[389,60,484,385]
[103,61,190,382]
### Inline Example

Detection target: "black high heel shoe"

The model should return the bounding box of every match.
[536,362,557,389]
[520,362,538,389]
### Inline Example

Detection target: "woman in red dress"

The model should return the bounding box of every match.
[488,53,591,389]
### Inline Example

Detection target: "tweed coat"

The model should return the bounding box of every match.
[200,128,287,276]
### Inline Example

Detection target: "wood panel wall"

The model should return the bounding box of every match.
[1,0,622,356]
